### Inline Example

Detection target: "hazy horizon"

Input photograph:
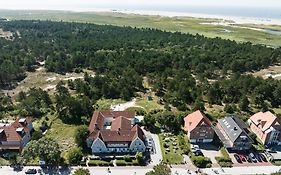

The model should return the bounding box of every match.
[0,0,281,20]
[1,0,281,10]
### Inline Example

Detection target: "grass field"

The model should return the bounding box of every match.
[32,113,81,154]
[0,10,280,47]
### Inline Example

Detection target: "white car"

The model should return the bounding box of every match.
[191,145,200,151]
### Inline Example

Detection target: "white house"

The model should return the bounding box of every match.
[87,111,146,154]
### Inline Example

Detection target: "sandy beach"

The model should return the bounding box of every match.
[85,8,281,25]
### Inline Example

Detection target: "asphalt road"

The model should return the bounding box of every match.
[2,165,281,175]
[0,166,196,175]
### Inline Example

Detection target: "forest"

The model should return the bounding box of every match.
[0,20,281,121]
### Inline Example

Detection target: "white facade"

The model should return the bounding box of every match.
[90,137,146,154]
[189,138,213,143]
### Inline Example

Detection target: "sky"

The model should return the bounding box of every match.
[0,0,281,11]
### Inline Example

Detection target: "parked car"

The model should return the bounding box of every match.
[234,154,242,163]
[255,153,262,162]
[25,169,37,174]
[249,153,257,163]
[239,155,246,162]
[191,145,200,151]
[259,154,268,162]
[194,150,204,156]
[245,155,252,163]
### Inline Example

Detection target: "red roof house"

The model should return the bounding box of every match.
[87,111,146,154]
[184,110,214,143]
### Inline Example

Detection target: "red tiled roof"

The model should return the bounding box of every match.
[0,117,33,142]
[184,110,212,132]
[250,111,279,132]
[88,111,144,143]
[111,116,131,131]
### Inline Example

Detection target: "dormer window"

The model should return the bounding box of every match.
[19,118,27,126]
[16,127,25,137]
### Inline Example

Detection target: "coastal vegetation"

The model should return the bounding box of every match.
[0,19,281,166]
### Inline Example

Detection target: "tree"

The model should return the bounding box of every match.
[135,152,143,164]
[23,138,61,165]
[31,130,43,140]
[224,104,236,114]
[239,96,250,111]
[191,156,212,168]
[192,97,205,111]
[73,168,90,175]
[249,132,257,143]
[74,125,89,150]
[145,162,171,175]
[67,147,83,165]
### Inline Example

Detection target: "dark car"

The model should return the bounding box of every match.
[259,154,268,162]
[246,155,252,163]
[194,150,204,156]
[25,169,37,174]
[234,154,242,163]
[255,154,262,162]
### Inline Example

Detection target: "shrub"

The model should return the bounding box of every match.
[215,148,233,167]
[177,133,190,154]
[191,156,212,168]
[124,155,132,162]
[215,156,232,167]
[116,160,127,166]
[88,160,113,166]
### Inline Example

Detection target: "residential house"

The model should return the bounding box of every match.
[214,115,253,151]
[87,111,146,154]
[0,117,33,152]
[248,111,281,145]
[184,110,214,143]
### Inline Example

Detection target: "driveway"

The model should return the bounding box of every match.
[143,130,163,165]
[150,133,163,165]
[194,144,221,167]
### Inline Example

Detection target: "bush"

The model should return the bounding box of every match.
[177,133,190,154]
[88,160,113,166]
[115,160,127,166]
[215,156,233,167]
[73,168,90,175]
[191,156,212,168]
[215,148,233,167]
[67,147,83,165]
[124,155,132,162]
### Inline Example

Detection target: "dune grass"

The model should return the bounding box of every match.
[1,10,281,47]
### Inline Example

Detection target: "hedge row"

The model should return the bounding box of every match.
[88,160,114,166]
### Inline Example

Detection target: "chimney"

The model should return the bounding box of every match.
[95,124,99,130]
[234,127,238,131]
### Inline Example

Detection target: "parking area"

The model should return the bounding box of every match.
[229,152,272,166]
[190,143,221,166]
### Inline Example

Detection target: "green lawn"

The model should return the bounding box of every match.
[94,98,126,110]
[158,133,184,164]
[135,98,163,112]
[32,113,81,153]
[1,10,281,47]
[0,157,9,166]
